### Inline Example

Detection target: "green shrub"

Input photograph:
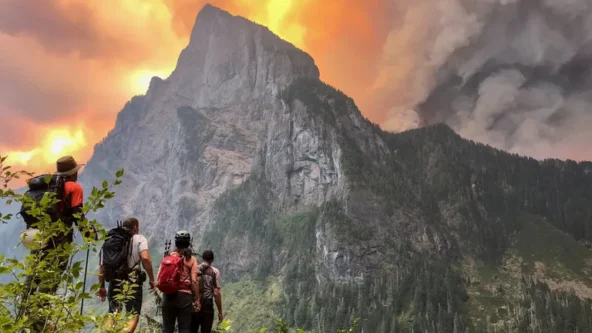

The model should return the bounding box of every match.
[0,155,133,332]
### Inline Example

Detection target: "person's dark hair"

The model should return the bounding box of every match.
[202,250,214,262]
[122,217,139,231]
[176,247,193,259]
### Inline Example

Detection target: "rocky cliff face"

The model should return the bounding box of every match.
[75,4,592,333]
[82,4,395,287]
[82,4,323,240]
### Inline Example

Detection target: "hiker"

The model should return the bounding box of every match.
[22,155,92,296]
[191,250,223,333]
[158,230,201,333]
[98,217,155,333]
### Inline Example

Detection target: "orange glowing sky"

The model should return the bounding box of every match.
[0,0,404,176]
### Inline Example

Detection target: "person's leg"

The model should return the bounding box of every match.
[22,249,42,329]
[161,294,178,333]
[35,237,70,295]
[200,300,216,333]
[29,241,69,331]
[124,283,143,333]
[190,311,200,333]
[23,249,42,298]
[37,252,69,294]
[104,282,120,330]
[125,314,140,332]
[176,292,194,333]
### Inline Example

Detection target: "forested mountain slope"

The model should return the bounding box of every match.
[199,77,592,332]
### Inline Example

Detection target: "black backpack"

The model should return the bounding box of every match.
[18,174,67,228]
[101,221,135,282]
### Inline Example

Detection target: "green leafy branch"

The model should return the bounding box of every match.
[0,154,133,332]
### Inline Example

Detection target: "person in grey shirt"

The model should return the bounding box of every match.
[191,250,223,333]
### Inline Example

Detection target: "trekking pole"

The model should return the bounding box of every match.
[79,226,97,315]
[79,247,90,315]
[164,240,171,257]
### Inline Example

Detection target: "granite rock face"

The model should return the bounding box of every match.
[81,4,344,244]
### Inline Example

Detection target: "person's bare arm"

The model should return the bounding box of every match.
[191,259,200,299]
[215,288,223,320]
[140,249,155,287]
[98,259,106,301]
[214,270,223,321]
[191,258,200,311]
[99,263,105,287]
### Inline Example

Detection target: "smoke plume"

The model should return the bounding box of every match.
[377,0,592,161]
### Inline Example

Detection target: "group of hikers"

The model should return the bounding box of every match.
[19,156,223,333]
[97,219,223,333]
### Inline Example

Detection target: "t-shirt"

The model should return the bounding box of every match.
[199,263,221,300]
[63,181,83,209]
[55,181,84,243]
[128,234,149,270]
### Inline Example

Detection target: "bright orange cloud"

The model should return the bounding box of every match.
[0,0,186,177]
[161,0,396,119]
[5,126,86,167]
[0,0,399,180]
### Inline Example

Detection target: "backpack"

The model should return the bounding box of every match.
[18,174,67,228]
[157,253,191,294]
[101,221,135,282]
[198,263,217,300]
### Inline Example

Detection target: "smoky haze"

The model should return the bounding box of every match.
[385,0,592,161]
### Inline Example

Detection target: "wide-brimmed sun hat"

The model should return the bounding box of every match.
[56,155,85,176]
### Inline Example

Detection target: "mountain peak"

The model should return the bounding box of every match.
[195,3,233,20]
[163,4,319,108]
[190,4,285,46]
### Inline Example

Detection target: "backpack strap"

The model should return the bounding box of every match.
[173,252,193,286]
[128,234,141,271]
[198,264,218,289]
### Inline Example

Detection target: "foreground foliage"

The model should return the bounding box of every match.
[0,155,135,332]
[0,155,360,332]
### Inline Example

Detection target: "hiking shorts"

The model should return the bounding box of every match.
[107,280,143,315]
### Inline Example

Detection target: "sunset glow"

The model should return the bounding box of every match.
[255,0,307,48]
[6,128,86,169]
[0,0,396,177]
[128,68,174,95]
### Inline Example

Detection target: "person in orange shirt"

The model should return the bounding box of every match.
[54,155,87,245]
[31,156,91,294]
[26,156,92,331]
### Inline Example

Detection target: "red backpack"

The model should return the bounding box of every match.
[157,254,190,294]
